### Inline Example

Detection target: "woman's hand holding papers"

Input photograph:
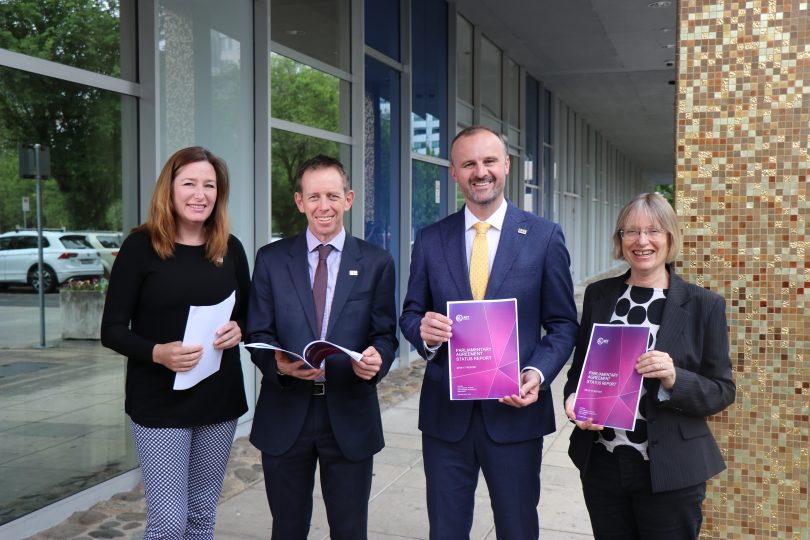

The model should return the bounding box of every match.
[564,393,605,431]
[153,342,203,372]
[213,320,242,350]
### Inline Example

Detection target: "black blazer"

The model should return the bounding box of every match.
[563,267,736,492]
[246,232,398,461]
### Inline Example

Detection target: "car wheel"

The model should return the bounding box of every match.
[28,265,57,293]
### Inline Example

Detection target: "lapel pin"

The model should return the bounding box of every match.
[517,228,527,235]
[349,270,359,276]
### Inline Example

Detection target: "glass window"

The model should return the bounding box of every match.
[271,0,351,72]
[508,59,520,128]
[0,66,137,523]
[364,57,401,271]
[526,76,539,186]
[456,16,474,105]
[159,1,253,156]
[412,161,448,239]
[271,129,350,239]
[158,0,254,244]
[0,0,136,81]
[365,0,400,61]
[271,52,350,135]
[480,37,502,118]
[59,236,93,249]
[412,0,448,158]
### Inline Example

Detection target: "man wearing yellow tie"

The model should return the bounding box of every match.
[400,126,579,539]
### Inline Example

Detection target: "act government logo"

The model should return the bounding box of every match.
[455,314,470,322]
[596,337,610,346]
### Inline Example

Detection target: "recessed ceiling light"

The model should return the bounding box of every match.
[665,60,675,67]
[660,27,672,32]
[286,29,306,36]
[668,80,676,85]
[662,44,675,49]
[648,1,672,7]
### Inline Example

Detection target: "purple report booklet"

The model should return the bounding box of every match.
[573,323,650,430]
[447,298,520,400]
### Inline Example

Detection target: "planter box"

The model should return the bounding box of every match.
[60,290,105,340]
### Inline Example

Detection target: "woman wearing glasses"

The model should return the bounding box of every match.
[563,192,735,539]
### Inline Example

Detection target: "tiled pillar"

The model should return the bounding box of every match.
[677,1,809,537]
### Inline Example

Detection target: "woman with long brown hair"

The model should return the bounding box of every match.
[101,146,249,539]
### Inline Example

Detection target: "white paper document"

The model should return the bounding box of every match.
[173,291,236,390]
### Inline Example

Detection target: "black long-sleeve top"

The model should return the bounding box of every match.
[101,230,249,427]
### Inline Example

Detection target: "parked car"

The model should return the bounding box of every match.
[72,231,123,277]
[0,230,104,293]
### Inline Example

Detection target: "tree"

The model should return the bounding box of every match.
[270,54,341,238]
[0,0,122,232]
[655,183,674,206]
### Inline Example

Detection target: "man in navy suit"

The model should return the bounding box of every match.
[247,155,398,540]
[400,126,579,539]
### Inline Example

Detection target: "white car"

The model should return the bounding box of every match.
[72,231,123,277]
[0,230,105,293]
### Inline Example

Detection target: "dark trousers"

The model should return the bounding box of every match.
[582,444,706,540]
[423,403,543,540]
[261,396,373,540]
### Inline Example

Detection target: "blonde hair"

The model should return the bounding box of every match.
[611,192,681,263]
[136,146,230,265]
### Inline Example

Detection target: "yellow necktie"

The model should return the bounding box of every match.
[470,222,491,300]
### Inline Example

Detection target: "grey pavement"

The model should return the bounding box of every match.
[214,372,593,540]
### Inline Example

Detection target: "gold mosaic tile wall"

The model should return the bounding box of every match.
[677,1,809,537]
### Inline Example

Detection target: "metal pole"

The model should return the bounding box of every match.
[34,143,46,348]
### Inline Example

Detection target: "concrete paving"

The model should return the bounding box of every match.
[214,373,593,540]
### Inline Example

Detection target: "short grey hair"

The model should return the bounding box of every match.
[612,192,681,263]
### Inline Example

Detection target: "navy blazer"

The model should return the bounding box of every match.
[564,267,736,492]
[400,202,579,444]
[247,232,398,461]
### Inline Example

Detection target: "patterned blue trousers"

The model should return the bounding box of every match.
[131,419,237,540]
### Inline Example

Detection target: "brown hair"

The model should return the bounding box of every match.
[136,146,230,265]
[294,154,351,194]
[611,192,681,263]
[450,125,509,161]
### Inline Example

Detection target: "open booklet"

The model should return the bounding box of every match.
[244,340,362,370]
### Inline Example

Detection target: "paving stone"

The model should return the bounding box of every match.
[115,513,145,522]
[234,467,261,484]
[70,510,106,526]
[88,529,124,538]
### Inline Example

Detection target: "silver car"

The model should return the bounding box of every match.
[0,230,105,293]
[72,231,123,277]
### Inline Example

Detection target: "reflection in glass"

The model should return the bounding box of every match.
[457,15,474,105]
[366,0,400,60]
[271,0,351,72]
[412,0,448,158]
[0,67,136,524]
[364,57,400,280]
[271,129,349,239]
[158,0,254,169]
[0,0,136,80]
[412,161,448,239]
[271,53,350,135]
[481,37,502,118]
[508,60,520,128]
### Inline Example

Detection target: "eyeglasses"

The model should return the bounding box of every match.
[619,228,665,241]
